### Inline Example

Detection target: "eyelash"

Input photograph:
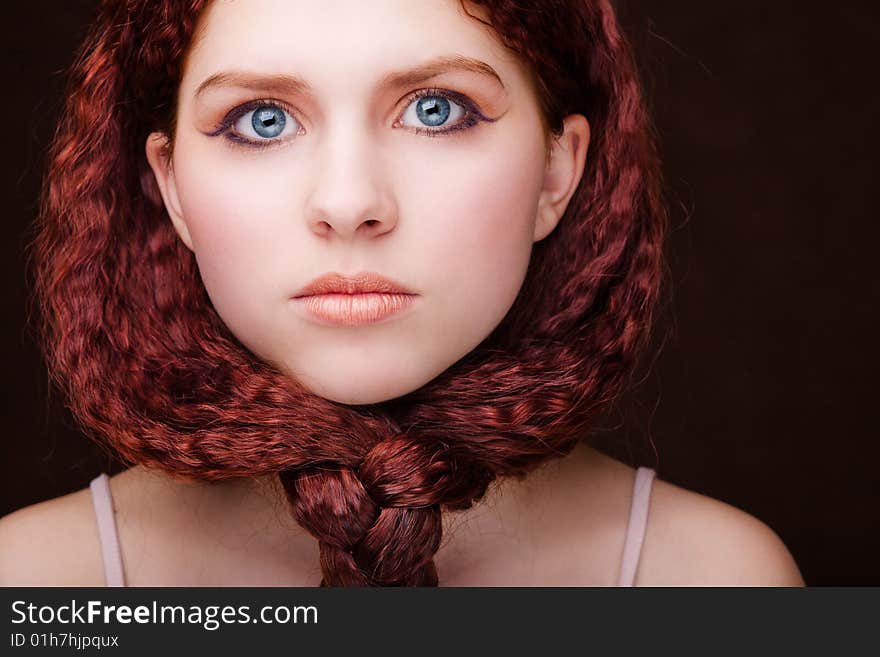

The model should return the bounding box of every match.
[208,88,490,151]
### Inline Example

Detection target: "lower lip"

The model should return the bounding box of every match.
[293,293,417,326]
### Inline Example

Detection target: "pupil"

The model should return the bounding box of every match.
[416,97,450,127]
[252,107,286,138]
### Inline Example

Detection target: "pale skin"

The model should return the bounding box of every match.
[0,0,804,586]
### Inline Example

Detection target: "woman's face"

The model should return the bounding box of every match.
[146,0,589,405]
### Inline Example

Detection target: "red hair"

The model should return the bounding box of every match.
[27,0,668,586]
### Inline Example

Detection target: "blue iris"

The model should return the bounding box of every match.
[252,106,286,138]
[415,96,451,127]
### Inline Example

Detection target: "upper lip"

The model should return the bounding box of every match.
[293,271,416,297]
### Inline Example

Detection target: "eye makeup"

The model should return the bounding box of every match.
[204,87,498,151]
[204,98,302,150]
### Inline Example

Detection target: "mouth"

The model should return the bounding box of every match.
[293,271,415,297]
[292,271,418,326]
[293,292,417,326]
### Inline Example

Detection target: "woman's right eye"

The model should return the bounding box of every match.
[216,101,302,148]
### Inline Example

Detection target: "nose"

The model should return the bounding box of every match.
[303,119,398,239]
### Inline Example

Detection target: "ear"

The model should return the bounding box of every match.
[144,132,194,252]
[534,114,591,242]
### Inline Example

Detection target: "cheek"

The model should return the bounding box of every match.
[399,130,547,304]
[171,147,295,316]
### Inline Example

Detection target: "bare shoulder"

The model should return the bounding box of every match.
[636,475,805,586]
[0,482,105,586]
[0,467,190,587]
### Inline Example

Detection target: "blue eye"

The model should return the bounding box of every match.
[418,97,450,125]
[398,89,485,136]
[409,96,455,127]
[227,102,299,144]
[249,106,287,138]
[204,100,301,149]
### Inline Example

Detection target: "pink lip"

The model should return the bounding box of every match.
[294,271,415,297]
[294,292,417,326]
[292,271,417,326]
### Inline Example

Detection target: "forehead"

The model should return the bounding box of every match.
[181,0,523,95]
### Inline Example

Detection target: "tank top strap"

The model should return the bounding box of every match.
[89,473,126,587]
[617,466,656,587]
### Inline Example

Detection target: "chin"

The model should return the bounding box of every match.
[317,389,404,407]
[300,376,416,407]
[281,354,452,406]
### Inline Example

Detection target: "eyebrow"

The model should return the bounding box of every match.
[194,55,505,99]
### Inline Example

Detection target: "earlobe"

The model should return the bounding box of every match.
[534,114,591,242]
[144,132,195,252]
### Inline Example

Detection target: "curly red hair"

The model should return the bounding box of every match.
[27,0,668,586]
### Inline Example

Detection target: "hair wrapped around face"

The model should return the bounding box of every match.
[26,0,668,586]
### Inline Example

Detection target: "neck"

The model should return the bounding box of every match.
[130,442,589,582]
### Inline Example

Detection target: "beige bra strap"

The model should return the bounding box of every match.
[89,473,126,587]
[617,466,656,587]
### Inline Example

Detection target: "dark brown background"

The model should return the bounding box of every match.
[2,1,877,585]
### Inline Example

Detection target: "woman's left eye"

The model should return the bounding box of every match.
[396,90,483,136]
